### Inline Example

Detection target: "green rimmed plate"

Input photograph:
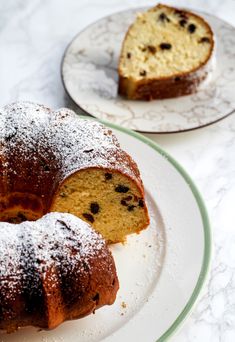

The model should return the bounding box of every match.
[1,121,211,342]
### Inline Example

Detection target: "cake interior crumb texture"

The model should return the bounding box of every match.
[119,4,214,80]
[51,169,148,243]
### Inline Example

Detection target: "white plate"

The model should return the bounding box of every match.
[1,122,211,342]
[61,7,235,133]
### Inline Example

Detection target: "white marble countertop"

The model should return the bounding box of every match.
[0,0,235,341]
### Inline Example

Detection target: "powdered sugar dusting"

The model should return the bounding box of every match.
[0,212,108,308]
[0,102,138,186]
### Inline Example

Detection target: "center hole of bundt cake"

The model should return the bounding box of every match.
[0,193,44,224]
[0,210,42,224]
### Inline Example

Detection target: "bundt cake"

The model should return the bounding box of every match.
[0,212,118,332]
[0,102,149,243]
[118,4,214,100]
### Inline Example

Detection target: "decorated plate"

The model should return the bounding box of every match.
[61,8,235,133]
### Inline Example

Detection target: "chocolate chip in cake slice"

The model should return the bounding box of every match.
[199,37,210,43]
[105,173,112,180]
[174,9,188,20]
[123,195,132,201]
[179,19,187,27]
[127,52,132,59]
[115,185,130,193]
[139,70,147,76]
[158,12,170,22]
[188,23,196,33]
[82,213,94,223]
[138,199,144,207]
[127,205,136,211]
[90,202,100,214]
[147,45,157,54]
[121,199,128,206]
[160,43,172,50]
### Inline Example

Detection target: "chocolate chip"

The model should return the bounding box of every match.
[175,76,181,81]
[128,205,135,211]
[121,199,128,206]
[115,185,130,193]
[105,173,112,180]
[174,9,188,19]
[160,43,172,50]
[139,70,147,76]
[158,12,170,22]
[147,45,157,53]
[188,23,196,33]
[82,213,94,223]
[123,195,132,201]
[138,199,144,207]
[179,19,187,27]
[90,202,100,214]
[127,52,131,58]
[199,37,210,43]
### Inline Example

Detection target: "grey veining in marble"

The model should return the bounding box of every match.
[0,0,235,341]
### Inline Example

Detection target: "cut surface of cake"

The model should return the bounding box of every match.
[118,4,214,100]
[0,102,149,243]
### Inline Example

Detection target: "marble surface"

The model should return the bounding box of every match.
[0,0,235,341]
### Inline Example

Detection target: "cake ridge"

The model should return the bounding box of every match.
[0,212,118,331]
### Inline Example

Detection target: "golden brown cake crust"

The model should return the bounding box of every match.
[118,61,211,100]
[118,4,214,100]
[0,213,119,332]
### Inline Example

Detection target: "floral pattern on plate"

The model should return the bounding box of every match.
[62,8,235,133]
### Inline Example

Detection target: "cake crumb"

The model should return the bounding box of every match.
[121,301,127,309]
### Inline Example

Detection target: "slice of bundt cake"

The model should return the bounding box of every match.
[0,102,149,243]
[118,4,214,100]
[0,212,118,332]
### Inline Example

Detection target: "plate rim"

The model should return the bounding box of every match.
[80,116,212,341]
[61,7,235,134]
